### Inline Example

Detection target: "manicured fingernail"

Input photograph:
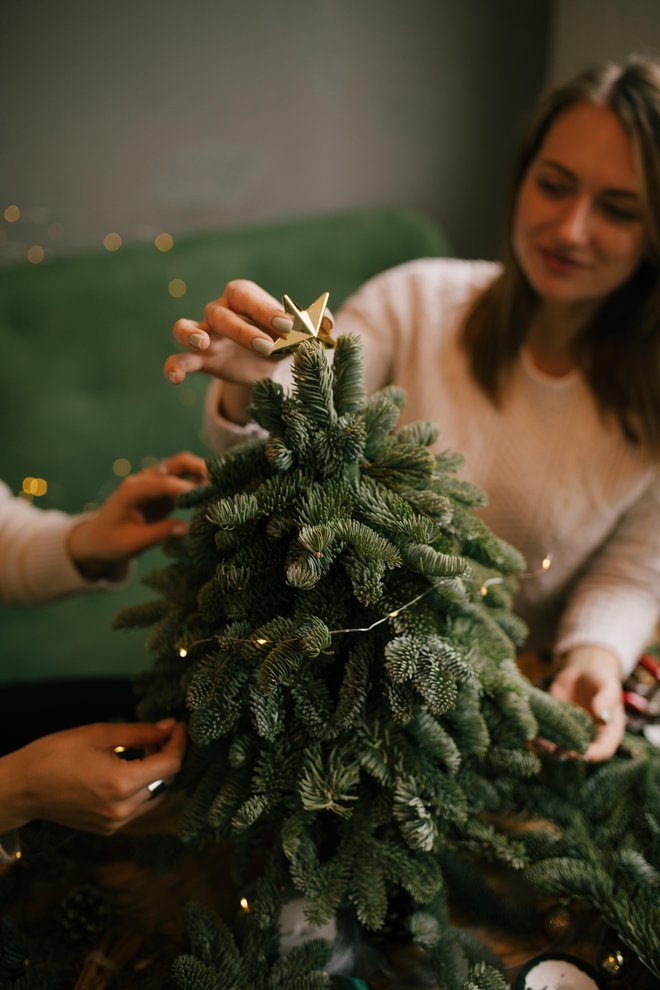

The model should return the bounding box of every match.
[252,337,275,356]
[157,717,176,728]
[322,314,334,330]
[189,332,206,350]
[271,316,293,335]
[168,372,178,384]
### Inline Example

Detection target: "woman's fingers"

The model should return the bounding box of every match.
[156,451,208,480]
[219,279,291,335]
[584,711,625,761]
[164,350,209,384]
[204,302,279,352]
[172,318,211,352]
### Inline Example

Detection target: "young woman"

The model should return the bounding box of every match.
[0,452,207,857]
[163,57,660,762]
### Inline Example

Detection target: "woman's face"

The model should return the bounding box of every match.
[513,102,647,313]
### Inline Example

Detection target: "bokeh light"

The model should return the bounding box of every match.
[112,457,132,477]
[27,245,45,264]
[155,232,174,252]
[103,232,122,252]
[22,477,48,496]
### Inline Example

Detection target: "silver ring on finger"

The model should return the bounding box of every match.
[147,778,167,800]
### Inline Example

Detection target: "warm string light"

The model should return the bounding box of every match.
[175,588,436,658]
[479,552,552,597]
[22,477,48,497]
[176,554,555,658]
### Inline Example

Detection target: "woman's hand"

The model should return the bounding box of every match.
[66,451,208,579]
[164,280,293,386]
[0,719,187,835]
[163,280,333,424]
[549,645,625,761]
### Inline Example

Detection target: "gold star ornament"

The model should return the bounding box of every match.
[271,291,336,354]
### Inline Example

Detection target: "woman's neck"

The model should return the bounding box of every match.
[526,299,597,377]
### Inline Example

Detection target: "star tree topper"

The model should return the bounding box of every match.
[271,291,336,354]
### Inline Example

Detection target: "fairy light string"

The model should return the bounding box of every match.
[175,554,553,657]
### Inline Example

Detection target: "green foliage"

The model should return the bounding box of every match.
[119,333,660,986]
[172,902,332,990]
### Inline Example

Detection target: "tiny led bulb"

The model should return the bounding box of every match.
[240,897,249,912]
[542,554,552,570]
[179,648,188,658]
[256,638,268,646]
[388,610,400,618]
[480,585,488,597]
[113,745,127,755]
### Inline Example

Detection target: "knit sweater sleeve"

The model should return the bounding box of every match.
[0,482,130,604]
[554,472,660,677]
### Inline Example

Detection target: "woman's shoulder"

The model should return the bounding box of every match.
[339,257,502,316]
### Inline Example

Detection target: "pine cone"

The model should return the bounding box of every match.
[60,884,111,943]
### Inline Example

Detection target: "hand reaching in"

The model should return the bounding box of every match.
[0,719,187,835]
[66,451,208,579]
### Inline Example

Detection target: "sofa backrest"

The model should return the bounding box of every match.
[0,209,449,683]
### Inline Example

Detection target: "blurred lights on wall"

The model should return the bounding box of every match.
[22,477,48,497]
[112,458,132,477]
[154,232,174,252]
[26,245,45,264]
[103,232,123,252]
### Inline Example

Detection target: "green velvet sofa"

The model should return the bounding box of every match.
[0,209,449,705]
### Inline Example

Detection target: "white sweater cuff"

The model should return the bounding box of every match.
[6,513,133,604]
[555,592,659,679]
[202,380,266,454]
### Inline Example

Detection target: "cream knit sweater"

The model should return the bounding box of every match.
[204,259,660,677]
[0,480,128,603]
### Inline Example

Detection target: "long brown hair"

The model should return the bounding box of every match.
[462,56,660,453]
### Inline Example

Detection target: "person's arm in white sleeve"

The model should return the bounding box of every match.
[0,481,98,603]
[0,453,208,604]
[550,472,660,760]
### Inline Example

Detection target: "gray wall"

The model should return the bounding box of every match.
[1,0,550,264]
[549,0,660,80]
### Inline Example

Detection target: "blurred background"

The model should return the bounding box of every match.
[2,0,658,267]
[1,0,659,688]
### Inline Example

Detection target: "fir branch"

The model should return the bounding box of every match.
[298,744,360,818]
[291,338,337,428]
[249,377,287,434]
[331,332,366,415]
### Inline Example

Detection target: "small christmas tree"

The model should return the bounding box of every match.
[117,330,659,989]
